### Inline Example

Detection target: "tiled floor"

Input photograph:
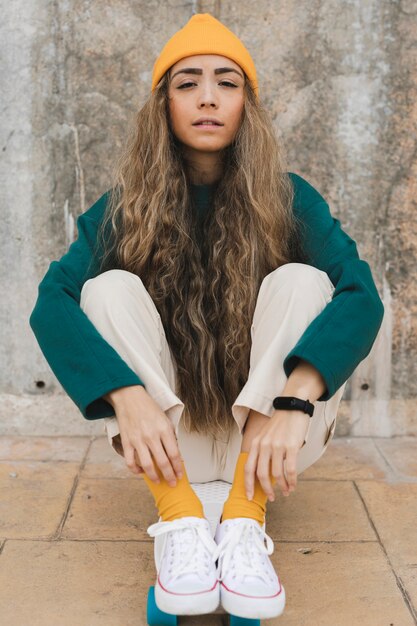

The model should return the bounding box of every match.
[0,435,416,625]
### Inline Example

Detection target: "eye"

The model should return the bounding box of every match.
[176,82,195,89]
[177,81,238,89]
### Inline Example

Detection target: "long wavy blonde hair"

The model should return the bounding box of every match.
[94,70,308,440]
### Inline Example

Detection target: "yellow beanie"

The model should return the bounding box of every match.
[151,13,259,102]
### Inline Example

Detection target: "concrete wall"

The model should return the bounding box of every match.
[1,0,415,436]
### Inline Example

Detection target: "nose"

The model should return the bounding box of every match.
[197,81,219,108]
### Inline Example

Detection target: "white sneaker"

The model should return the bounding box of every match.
[213,517,286,619]
[146,516,220,615]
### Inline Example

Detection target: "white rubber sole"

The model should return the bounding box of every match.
[220,581,286,619]
[154,578,220,615]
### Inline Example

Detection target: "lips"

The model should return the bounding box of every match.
[192,118,224,126]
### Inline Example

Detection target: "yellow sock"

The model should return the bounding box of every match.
[221,451,276,527]
[142,458,205,522]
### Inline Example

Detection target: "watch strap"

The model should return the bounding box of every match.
[272,395,314,417]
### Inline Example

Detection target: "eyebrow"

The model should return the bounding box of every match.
[170,67,244,80]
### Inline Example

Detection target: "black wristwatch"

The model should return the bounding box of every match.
[272,395,315,417]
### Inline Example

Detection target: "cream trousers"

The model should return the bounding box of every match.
[80,263,346,483]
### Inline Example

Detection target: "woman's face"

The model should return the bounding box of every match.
[167,54,245,157]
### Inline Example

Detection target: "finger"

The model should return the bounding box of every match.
[149,440,178,486]
[122,442,142,475]
[272,447,290,495]
[118,431,143,475]
[133,449,145,474]
[284,447,298,492]
[136,445,160,484]
[161,428,184,480]
[257,443,275,501]
[244,442,259,500]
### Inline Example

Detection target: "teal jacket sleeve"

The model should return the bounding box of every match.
[29,191,145,420]
[283,173,385,401]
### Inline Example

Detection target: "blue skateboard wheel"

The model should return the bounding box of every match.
[147,586,177,626]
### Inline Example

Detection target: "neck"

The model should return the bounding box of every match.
[182,147,224,185]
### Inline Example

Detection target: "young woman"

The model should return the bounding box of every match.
[29,13,384,620]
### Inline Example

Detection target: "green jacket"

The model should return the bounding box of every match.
[29,173,384,420]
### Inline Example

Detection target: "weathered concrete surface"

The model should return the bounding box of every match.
[1,0,415,435]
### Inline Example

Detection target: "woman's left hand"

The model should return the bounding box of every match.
[244,410,310,501]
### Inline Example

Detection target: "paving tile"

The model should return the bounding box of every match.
[0,539,412,626]
[356,480,417,610]
[373,436,417,478]
[62,477,158,540]
[266,480,376,542]
[0,539,154,626]
[63,477,376,544]
[1,435,415,624]
[0,462,79,539]
[0,539,225,625]
[82,436,132,478]
[300,437,388,481]
[269,541,415,625]
[0,436,90,461]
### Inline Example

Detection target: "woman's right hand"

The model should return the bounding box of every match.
[103,385,183,486]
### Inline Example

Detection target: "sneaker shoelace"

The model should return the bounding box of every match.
[212,519,276,585]
[147,518,218,583]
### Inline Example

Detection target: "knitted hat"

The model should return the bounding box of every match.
[151,13,259,101]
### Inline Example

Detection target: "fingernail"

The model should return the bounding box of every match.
[247,493,253,501]
[269,495,275,502]
[289,486,295,492]
[177,473,183,479]
[169,481,177,487]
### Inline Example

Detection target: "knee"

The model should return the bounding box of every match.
[261,262,334,298]
[80,269,144,311]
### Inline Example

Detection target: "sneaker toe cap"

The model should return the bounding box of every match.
[159,572,218,594]
[224,574,281,598]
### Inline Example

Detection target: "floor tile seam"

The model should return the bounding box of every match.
[353,480,417,624]
[64,476,414,482]
[54,439,94,541]
[372,438,417,482]
[6,468,410,482]
[0,538,382,544]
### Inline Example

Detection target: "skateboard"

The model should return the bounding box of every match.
[146,479,262,625]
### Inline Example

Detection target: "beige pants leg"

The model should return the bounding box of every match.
[80,264,346,483]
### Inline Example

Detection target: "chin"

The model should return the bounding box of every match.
[190,139,229,151]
